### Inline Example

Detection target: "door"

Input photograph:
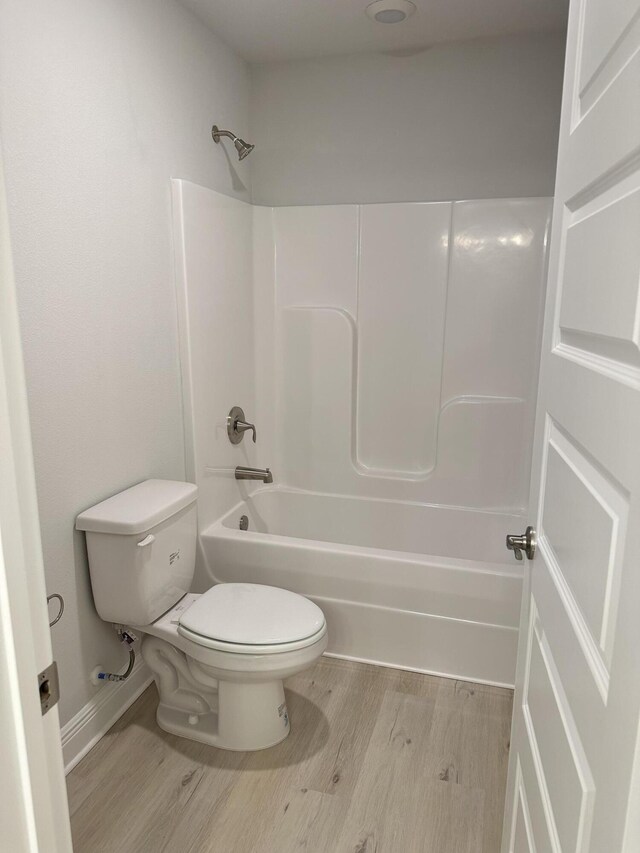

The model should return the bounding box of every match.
[0,145,72,850]
[502,0,640,850]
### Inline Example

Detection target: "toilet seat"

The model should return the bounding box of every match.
[177,583,326,654]
[178,622,327,655]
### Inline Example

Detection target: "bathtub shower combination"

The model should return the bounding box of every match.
[172,181,551,687]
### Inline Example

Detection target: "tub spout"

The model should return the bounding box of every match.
[235,466,273,484]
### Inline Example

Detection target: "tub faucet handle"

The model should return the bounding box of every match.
[227,406,256,444]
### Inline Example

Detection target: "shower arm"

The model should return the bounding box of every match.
[211,127,238,144]
[211,125,254,161]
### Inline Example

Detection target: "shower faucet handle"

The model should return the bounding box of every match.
[227,406,257,444]
[236,419,256,443]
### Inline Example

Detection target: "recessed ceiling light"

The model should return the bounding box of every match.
[366,0,417,24]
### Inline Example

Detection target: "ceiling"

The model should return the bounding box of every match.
[179,0,569,64]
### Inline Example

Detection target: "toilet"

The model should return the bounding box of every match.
[76,479,327,751]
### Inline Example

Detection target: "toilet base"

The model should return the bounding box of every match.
[155,679,291,751]
[139,614,326,751]
[141,635,296,750]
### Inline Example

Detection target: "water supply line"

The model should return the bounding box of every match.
[93,627,137,683]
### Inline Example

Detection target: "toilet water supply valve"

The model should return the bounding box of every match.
[91,627,137,684]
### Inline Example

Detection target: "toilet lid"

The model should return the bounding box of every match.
[178,583,326,646]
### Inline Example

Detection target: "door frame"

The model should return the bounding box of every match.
[0,141,73,852]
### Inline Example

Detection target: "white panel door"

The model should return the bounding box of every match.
[502,1,640,851]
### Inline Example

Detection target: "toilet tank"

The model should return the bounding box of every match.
[76,479,198,626]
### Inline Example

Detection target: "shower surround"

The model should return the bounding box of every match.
[172,180,551,685]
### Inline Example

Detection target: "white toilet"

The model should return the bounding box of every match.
[76,479,327,751]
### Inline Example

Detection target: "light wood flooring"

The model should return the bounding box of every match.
[67,657,513,853]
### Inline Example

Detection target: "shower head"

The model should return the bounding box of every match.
[234,137,255,161]
[211,125,255,161]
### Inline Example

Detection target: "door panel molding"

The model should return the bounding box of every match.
[520,599,562,852]
[542,423,628,664]
[509,758,537,853]
[525,604,596,852]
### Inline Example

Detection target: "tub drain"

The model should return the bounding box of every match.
[239,514,249,531]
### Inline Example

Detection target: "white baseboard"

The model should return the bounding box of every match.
[61,659,153,775]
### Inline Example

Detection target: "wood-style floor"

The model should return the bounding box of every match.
[67,657,513,853]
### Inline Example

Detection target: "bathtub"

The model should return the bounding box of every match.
[200,487,523,686]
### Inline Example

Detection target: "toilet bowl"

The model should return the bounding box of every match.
[76,479,327,751]
[138,586,327,750]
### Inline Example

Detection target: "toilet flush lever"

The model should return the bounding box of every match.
[137,534,155,548]
[506,526,536,561]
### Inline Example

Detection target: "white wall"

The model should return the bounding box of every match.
[250,31,566,206]
[0,0,252,728]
